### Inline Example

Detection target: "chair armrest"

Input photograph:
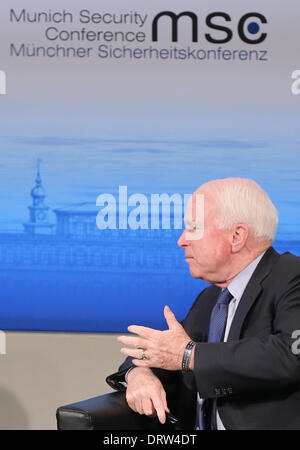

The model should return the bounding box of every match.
[56,391,170,430]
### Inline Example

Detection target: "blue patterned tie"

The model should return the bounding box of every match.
[200,288,233,430]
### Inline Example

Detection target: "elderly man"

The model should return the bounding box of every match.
[113,178,300,430]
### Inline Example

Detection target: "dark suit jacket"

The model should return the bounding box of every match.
[111,247,300,430]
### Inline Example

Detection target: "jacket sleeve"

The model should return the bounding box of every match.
[194,274,300,398]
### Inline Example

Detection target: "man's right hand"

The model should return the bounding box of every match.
[126,367,170,424]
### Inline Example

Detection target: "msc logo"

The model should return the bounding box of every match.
[0,70,6,94]
[152,11,267,44]
[291,70,300,95]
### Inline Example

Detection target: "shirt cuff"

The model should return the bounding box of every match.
[124,366,135,383]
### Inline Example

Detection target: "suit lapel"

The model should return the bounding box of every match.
[227,247,280,341]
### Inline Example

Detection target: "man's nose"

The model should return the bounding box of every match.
[177,230,189,248]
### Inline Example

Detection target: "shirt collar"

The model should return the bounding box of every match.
[227,250,266,302]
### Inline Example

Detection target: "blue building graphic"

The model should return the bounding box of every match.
[0,164,197,332]
[23,159,54,235]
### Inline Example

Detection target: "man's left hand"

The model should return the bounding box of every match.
[117,305,191,370]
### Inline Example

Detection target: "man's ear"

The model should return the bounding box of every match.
[231,224,249,253]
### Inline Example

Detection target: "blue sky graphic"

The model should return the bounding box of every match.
[0,135,299,242]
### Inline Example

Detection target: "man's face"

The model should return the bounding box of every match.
[177,189,232,285]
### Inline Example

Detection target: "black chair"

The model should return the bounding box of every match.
[56,390,173,430]
[56,370,182,430]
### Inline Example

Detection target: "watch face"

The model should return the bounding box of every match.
[36,210,46,221]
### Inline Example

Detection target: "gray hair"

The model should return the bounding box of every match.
[203,178,278,242]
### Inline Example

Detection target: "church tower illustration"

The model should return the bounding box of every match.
[23,159,54,234]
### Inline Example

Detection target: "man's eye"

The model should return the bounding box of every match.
[186,224,196,231]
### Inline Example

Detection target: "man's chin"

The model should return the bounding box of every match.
[188,265,226,286]
[186,262,202,279]
[186,261,211,282]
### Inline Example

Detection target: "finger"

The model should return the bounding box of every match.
[132,397,143,415]
[164,305,179,330]
[127,325,159,339]
[117,335,148,348]
[152,395,166,424]
[126,393,138,414]
[132,358,151,368]
[142,397,155,417]
[120,347,145,359]
[160,388,170,414]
